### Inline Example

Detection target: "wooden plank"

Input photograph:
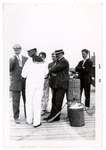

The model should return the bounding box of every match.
[9,87,95,142]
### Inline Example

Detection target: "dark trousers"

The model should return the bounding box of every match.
[22,88,26,118]
[49,88,66,120]
[11,89,26,120]
[80,80,91,107]
[11,91,21,119]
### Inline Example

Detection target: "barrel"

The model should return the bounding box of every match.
[67,78,80,103]
[68,102,85,127]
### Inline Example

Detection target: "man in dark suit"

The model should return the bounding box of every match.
[48,52,57,89]
[44,49,69,122]
[9,44,28,123]
[75,49,93,108]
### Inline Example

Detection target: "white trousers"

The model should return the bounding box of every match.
[41,79,49,111]
[26,86,43,126]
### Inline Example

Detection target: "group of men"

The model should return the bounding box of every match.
[9,44,93,127]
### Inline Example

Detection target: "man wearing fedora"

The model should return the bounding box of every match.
[44,49,69,122]
[9,44,28,123]
[75,49,93,108]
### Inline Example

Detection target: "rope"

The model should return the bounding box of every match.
[69,101,95,116]
[44,79,95,122]
[47,102,68,122]
[83,104,95,116]
[46,101,95,123]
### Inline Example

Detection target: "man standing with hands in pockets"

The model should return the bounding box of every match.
[9,44,27,123]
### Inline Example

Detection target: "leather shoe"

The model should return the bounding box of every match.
[33,123,42,128]
[43,116,52,121]
[41,110,49,116]
[48,118,60,122]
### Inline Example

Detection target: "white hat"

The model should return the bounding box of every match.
[27,48,37,52]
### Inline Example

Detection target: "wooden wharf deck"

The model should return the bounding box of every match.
[9,87,95,147]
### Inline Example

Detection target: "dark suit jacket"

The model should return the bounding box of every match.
[9,55,28,91]
[75,58,93,84]
[48,62,56,89]
[49,57,69,89]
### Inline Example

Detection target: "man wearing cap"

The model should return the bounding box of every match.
[9,44,28,123]
[75,49,93,108]
[44,49,69,122]
[22,48,48,127]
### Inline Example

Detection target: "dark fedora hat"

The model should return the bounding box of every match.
[55,49,64,55]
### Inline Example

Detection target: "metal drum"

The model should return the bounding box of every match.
[68,102,85,127]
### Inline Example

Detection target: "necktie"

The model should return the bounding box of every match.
[17,56,22,67]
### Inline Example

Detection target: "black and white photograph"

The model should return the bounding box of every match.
[1,0,103,148]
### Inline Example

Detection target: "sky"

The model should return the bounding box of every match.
[3,2,102,67]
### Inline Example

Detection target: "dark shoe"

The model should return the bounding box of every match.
[41,110,48,116]
[54,118,60,121]
[33,123,42,128]
[43,116,52,121]
[48,117,60,123]
[14,118,20,124]
[48,117,60,122]
[41,112,46,116]
[43,117,51,121]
